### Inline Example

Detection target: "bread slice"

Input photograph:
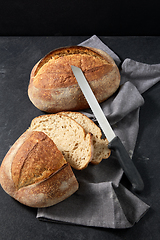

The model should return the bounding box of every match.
[29,114,93,170]
[58,112,111,164]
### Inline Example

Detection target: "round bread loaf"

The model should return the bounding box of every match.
[0,130,79,208]
[28,46,120,113]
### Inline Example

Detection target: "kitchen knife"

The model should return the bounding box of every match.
[71,65,144,192]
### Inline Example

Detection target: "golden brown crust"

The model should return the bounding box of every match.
[13,163,78,208]
[0,130,79,208]
[28,46,120,113]
[33,46,111,76]
[11,131,67,189]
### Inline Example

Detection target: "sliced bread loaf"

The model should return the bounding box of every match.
[58,112,111,164]
[0,130,79,208]
[29,114,93,170]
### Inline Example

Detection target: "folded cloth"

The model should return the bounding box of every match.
[38,182,149,228]
[36,35,160,228]
[121,58,160,94]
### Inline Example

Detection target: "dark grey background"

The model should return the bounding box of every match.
[0,36,160,239]
[0,0,160,36]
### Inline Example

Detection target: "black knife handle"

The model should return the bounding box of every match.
[108,136,144,192]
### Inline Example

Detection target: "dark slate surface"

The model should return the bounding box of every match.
[0,36,160,240]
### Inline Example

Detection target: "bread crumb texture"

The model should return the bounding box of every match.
[30,114,94,170]
[58,112,111,164]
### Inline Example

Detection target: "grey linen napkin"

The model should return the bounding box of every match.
[37,35,160,228]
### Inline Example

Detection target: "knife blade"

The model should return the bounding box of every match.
[71,65,144,192]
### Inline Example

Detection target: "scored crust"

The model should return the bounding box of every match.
[0,130,79,208]
[28,46,120,113]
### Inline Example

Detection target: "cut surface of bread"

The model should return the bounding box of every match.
[59,111,111,164]
[30,114,93,170]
